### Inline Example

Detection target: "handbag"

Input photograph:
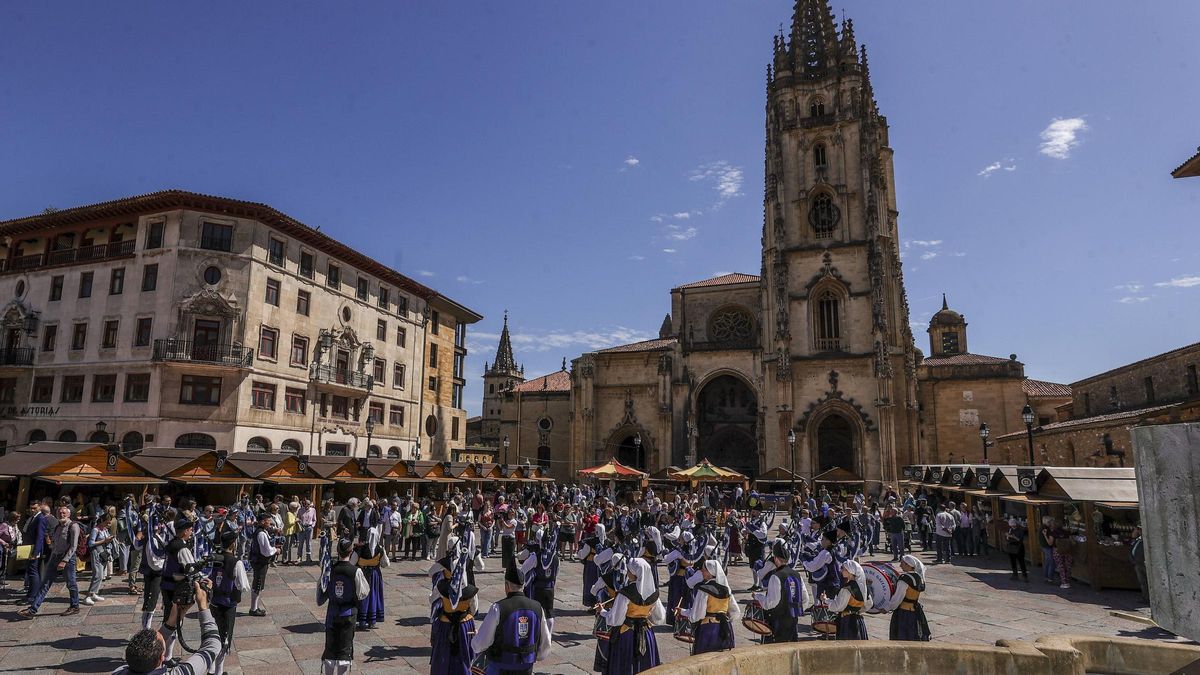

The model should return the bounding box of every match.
[15,544,32,561]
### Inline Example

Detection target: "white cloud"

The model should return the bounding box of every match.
[624,156,640,168]
[977,159,1017,177]
[689,161,744,206]
[649,215,664,223]
[628,255,645,261]
[665,225,697,241]
[905,240,943,248]
[672,212,691,220]
[416,270,435,277]
[473,326,655,354]
[1154,275,1200,288]
[920,251,938,261]
[662,248,677,254]
[1039,117,1088,159]
[1113,283,1143,293]
[1117,296,1150,304]
[455,275,484,285]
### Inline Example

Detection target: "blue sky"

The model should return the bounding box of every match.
[2,2,1198,415]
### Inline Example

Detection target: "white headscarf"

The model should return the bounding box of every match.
[841,559,872,612]
[627,557,656,599]
[703,559,729,590]
[901,554,926,579]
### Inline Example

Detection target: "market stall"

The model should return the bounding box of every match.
[304,456,387,502]
[1034,467,1140,590]
[754,466,807,496]
[0,442,167,510]
[367,459,425,498]
[128,447,261,505]
[227,453,333,504]
[578,459,647,500]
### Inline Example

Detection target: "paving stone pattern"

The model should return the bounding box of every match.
[0,543,1175,674]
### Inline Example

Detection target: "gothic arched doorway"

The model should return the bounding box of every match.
[816,413,856,474]
[697,374,759,477]
[615,435,646,471]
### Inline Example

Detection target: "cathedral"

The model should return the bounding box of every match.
[490,0,923,491]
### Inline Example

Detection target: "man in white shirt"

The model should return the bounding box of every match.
[933,504,956,565]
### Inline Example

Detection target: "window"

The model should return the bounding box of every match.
[135,317,153,347]
[92,374,117,402]
[27,429,46,444]
[49,276,64,301]
[814,289,842,351]
[453,352,465,379]
[124,374,150,402]
[489,383,495,394]
[71,323,88,350]
[1144,376,1156,404]
[121,431,144,453]
[356,277,369,301]
[0,379,16,404]
[31,376,54,403]
[259,327,278,360]
[280,439,302,454]
[285,387,306,414]
[296,289,311,316]
[452,416,460,441]
[393,363,405,389]
[175,433,217,450]
[429,343,439,368]
[331,395,349,420]
[109,267,125,295]
[180,375,221,405]
[813,143,827,168]
[200,222,234,252]
[265,278,281,306]
[57,430,76,442]
[430,310,440,335]
[1083,392,1091,416]
[389,405,405,427]
[396,326,406,347]
[251,381,276,410]
[203,266,222,285]
[367,445,381,458]
[378,287,389,309]
[299,251,314,278]
[327,263,340,288]
[141,264,158,292]
[102,320,119,349]
[397,296,408,316]
[1188,365,1199,396]
[425,415,439,437]
[79,271,93,298]
[290,335,309,366]
[377,319,387,340]
[941,331,960,355]
[247,437,271,453]
[61,372,85,398]
[268,238,286,266]
[325,442,349,457]
[809,194,839,239]
[452,383,464,409]
[369,402,384,424]
[810,98,825,117]
[146,221,164,249]
[373,358,385,384]
[455,322,467,348]
[42,324,57,352]
[428,376,438,393]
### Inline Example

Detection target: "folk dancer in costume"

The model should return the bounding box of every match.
[430,537,479,675]
[469,563,553,675]
[317,539,370,675]
[745,505,772,590]
[248,512,278,617]
[600,557,666,675]
[637,526,662,591]
[136,507,169,630]
[453,515,484,586]
[754,540,807,644]
[886,554,931,641]
[158,518,197,666]
[208,530,250,675]
[685,559,740,655]
[353,527,389,630]
[518,526,559,633]
[801,529,843,602]
[662,530,694,613]
[590,550,625,673]
[828,559,871,640]
[578,521,607,607]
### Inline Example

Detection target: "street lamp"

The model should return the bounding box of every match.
[1021,404,1036,466]
[978,423,990,464]
[95,420,109,445]
[633,433,642,468]
[365,416,376,458]
[787,428,797,497]
[503,435,510,465]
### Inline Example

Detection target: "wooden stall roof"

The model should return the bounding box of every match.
[311,457,387,484]
[756,466,804,482]
[1036,467,1139,503]
[920,466,943,484]
[0,441,165,485]
[939,465,971,486]
[448,462,483,480]
[365,459,408,480]
[475,463,504,480]
[417,461,465,483]
[226,453,288,478]
[986,466,1031,494]
[812,467,863,483]
[228,453,333,485]
[650,466,683,481]
[999,493,1069,506]
[128,448,262,485]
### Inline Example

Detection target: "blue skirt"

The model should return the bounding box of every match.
[836,613,868,640]
[583,560,599,606]
[889,605,931,641]
[430,617,476,675]
[691,619,734,655]
[604,623,660,674]
[666,574,689,614]
[357,567,385,625]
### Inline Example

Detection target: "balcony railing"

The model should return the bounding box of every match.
[815,338,845,352]
[152,339,254,367]
[0,240,136,274]
[0,348,34,366]
[310,363,374,390]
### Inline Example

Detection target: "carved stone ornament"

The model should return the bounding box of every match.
[794,369,875,432]
[621,389,637,426]
[179,287,240,318]
[579,356,595,379]
[657,353,673,375]
[774,347,792,381]
[709,307,755,347]
[0,299,33,330]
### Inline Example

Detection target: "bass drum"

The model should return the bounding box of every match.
[740,600,772,636]
[810,601,837,635]
[862,561,900,614]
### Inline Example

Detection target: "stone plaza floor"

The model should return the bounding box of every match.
[0,545,1177,674]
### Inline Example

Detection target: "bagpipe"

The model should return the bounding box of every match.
[316,531,332,606]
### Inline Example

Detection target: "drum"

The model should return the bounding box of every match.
[672,614,695,643]
[740,600,772,635]
[593,613,611,640]
[862,561,900,614]
[469,652,490,675]
[810,601,837,635]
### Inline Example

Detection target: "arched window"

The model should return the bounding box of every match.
[28,429,46,444]
[367,445,381,458]
[809,194,839,239]
[175,433,217,450]
[57,430,77,442]
[247,437,271,453]
[813,143,827,168]
[280,439,302,455]
[121,431,144,453]
[88,430,108,443]
[814,288,843,352]
[387,446,401,459]
[809,98,826,118]
[537,445,551,469]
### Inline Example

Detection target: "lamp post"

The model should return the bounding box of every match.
[503,435,510,465]
[978,423,990,464]
[1021,404,1036,466]
[633,433,642,469]
[365,416,376,457]
[787,428,797,496]
[95,420,109,445]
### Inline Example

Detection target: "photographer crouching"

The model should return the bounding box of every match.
[113,577,221,675]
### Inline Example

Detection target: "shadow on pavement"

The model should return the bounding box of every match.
[364,644,432,660]
[60,656,125,673]
[282,622,325,634]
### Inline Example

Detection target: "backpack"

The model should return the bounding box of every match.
[74,524,89,562]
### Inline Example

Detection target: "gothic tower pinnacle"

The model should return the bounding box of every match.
[489,310,520,376]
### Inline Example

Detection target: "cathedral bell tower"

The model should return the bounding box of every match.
[481,311,524,449]
[760,0,919,489]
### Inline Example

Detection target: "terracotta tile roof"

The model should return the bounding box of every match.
[597,337,678,354]
[922,352,1015,366]
[1022,379,1072,398]
[1172,146,1200,178]
[995,403,1179,440]
[675,272,760,289]
[512,370,571,393]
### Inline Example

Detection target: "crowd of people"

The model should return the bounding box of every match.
[0,480,1134,674]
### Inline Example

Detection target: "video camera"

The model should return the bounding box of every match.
[174,555,221,606]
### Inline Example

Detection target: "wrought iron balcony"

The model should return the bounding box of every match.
[0,240,137,274]
[815,338,845,352]
[310,363,374,390]
[0,348,34,366]
[152,339,253,367]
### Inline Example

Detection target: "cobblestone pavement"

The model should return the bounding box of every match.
[0,545,1175,674]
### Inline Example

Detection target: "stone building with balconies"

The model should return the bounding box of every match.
[0,190,480,460]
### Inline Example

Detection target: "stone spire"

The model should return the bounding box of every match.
[942,293,949,311]
[490,311,519,375]
[659,313,673,339]
[790,0,839,78]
